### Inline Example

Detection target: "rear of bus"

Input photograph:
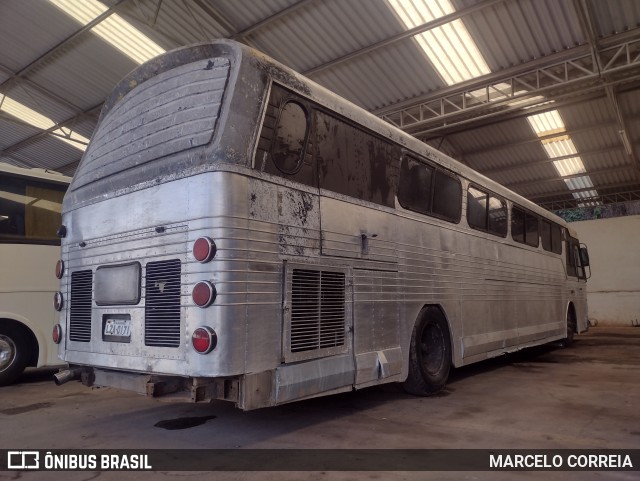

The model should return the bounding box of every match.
[55,41,281,408]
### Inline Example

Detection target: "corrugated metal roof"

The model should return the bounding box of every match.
[27,33,139,111]
[312,40,445,110]
[0,1,80,72]
[14,136,83,171]
[0,118,43,149]
[453,0,584,69]
[209,0,299,34]
[249,0,403,73]
[590,0,640,39]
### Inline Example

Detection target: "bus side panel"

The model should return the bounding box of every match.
[0,244,63,367]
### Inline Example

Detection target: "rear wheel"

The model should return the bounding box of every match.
[562,308,577,347]
[0,328,29,386]
[403,307,452,396]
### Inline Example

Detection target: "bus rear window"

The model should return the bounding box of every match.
[0,175,66,245]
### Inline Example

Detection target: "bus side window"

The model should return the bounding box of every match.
[254,84,316,187]
[512,206,539,247]
[488,196,507,236]
[511,207,526,244]
[566,238,579,277]
[397,157,433,215]
[0,177,26,239]
[271,101,309,174]
[542,220,563,254]
[467,186,507,237]
[467,186,488,230]
[551,224,562,254]
[0,175,64,245]
[432,170,461,222]
[316,110,396,207]
[575,244,585,279]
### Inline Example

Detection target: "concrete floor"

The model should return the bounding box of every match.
[0,326,638,481]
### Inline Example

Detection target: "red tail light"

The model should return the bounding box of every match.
[55,260,64,279]
[192,281,216,307]
[192,327,217,354]
[54,292,63,311]
[52,324,62,344]
[193,237,216,263]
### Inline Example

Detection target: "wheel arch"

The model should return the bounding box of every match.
[403,303,456,373]
[0,317,40,367]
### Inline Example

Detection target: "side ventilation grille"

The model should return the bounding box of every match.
[145,259,181,347]
[69,270,93,342]
[290,269,345,353]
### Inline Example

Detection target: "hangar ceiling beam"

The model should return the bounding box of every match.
[529,181,640,201]
[374,30,640,135]
[455,120,622,158]
[540,189,640,209]
[475,145,626,176]
[503,165,635,190]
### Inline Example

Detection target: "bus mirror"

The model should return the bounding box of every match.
[579,246,590,267]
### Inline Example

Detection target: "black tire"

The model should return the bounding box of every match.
[0,327,30,386]
[562,308,577,347]
[403,307,452,396]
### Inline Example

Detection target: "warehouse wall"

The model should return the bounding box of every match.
[571,215,640,326]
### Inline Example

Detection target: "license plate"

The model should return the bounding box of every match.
[104,318,131,338]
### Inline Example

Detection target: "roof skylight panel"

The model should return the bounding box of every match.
[388,0,491,85]
[526,110,599,202]
[526,111,565,137]
[48,0,165,64]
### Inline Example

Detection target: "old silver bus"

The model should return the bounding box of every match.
[54,40,589,409]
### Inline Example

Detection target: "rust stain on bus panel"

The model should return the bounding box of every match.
[277,189,320,257]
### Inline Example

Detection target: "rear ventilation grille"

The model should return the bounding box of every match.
[145,259,181,347]
[290,269,345,353]
[69,270,93,342]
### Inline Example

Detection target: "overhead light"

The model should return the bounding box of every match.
[387,0,491,85]
[48,0,165,64]
[0,94,89,150]
[619,129,633,156]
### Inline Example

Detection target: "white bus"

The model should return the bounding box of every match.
[0,162,70,385]
[54,41,589,409]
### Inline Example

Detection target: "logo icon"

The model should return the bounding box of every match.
[8,451,39,469]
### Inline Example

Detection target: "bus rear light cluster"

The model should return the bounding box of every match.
[53,292,63,311]
[192,326,217,354]
[192,281,216,308]
[55,259,64,279]
[193,237,217,263]
[52,324,62,344]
